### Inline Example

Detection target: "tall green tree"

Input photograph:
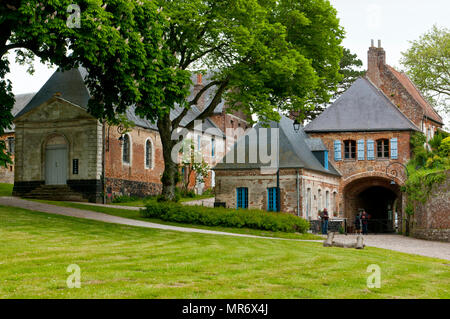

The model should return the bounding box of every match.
[401,25,450,114]
[3,0,344,202]
[0,0,166,165]
[125,0,344,200]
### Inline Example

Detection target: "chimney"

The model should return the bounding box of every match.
[193,73,205,111]
[367,39,386,87]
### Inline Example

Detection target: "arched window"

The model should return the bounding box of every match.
[122,134,131,164]
[325,190,330,210]
[318,189,322,211]
[376,139,389,158]
[343,140,356,159]
[145,138,153,169]
[333,191,337,213]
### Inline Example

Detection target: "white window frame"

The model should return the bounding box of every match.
[145,137,154,170]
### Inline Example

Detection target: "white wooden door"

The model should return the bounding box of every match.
[45,146,68,185]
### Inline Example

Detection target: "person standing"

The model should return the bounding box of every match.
[361,210,369,235]
[354,211,362,235]
[321,208,329,235]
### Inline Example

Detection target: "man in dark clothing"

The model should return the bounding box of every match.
[354,212,362,234]
[361,210,369,235]
[321,208,329,235]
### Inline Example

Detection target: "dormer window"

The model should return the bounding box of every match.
[344,140,356,159]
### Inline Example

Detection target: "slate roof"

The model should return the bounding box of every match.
[214,116,340,176]
[304,77,420,133]
[305,138,328,151]
[15,68,224,137]
[387,65,443,125]
[5,92,36,133]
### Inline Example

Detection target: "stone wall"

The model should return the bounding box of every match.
[13,98,102,188]
[411,171,450,242]
[214,168,340,216]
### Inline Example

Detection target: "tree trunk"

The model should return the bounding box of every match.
[158,114,179,201]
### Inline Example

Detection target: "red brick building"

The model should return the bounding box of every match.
[7,68,248,202]
[304,42,444,233]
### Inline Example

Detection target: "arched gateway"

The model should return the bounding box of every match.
[343,176,402,233]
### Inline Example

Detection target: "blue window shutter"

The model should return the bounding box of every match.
[236,188,239,209]
[244,188,248,208]
[390,138,398,159]
[324,150,329,170]
[334,140,342,161]
[268,188,277,211]
[357,140,365,160]
[367,140,375,160]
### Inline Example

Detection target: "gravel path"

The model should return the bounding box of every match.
[332,234,450,260]
[1,196,449,260]
[0,197,312,242]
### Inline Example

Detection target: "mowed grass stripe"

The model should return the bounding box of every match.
[0,205,448,299]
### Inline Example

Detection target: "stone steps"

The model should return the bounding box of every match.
[22,185,88,202]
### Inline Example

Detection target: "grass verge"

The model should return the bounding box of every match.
[31,199,322,240]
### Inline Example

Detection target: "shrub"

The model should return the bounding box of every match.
[112,195,140,203]
[140,201,310,233]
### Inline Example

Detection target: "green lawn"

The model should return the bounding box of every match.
[0,205,449,298]
[0,183,13,196]
[32,199,322,240]
[111,194,214,207]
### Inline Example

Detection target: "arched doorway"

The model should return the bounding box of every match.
[45,135,68,185]
[344,177,401,233]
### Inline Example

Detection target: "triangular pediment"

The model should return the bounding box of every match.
[14,97,95,123]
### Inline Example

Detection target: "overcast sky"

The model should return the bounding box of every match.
[6,0,450,126]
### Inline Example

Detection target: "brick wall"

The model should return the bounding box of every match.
[411,171,450,242]
[0,132,15,184]
[308,131,411,220]
[366,44,442,130]
[105,124,225,197]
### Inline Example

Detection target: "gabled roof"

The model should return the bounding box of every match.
[15,68,224,137]
[15,68,90,118]
[386,65,443,125]
[214,116,340,176]
[304,77,420,133]
[5,92,36,133]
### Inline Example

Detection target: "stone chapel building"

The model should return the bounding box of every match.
[4,67,249,202]
[214,42,444,233]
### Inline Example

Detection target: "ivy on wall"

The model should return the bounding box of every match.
[404,132,450,209]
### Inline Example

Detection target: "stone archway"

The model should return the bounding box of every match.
[343,176,402,233]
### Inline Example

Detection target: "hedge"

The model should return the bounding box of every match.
[140,201,310,233]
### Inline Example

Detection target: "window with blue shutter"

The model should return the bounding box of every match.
[324,150,329,170]
[236,187,248,209]
[267,187,278,212]
[334,140,342,161]
[367,139,375,160]
[390,138,398,159]
[357,139,365,160]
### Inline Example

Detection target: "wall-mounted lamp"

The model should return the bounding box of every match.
[293,119,301,133]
